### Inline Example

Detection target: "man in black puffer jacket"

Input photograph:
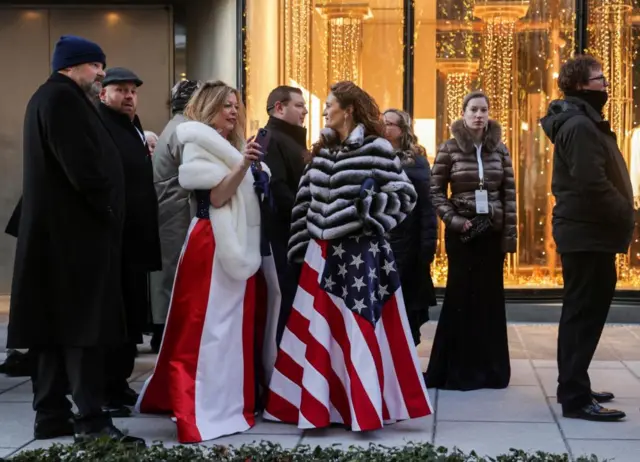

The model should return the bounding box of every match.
[540,55,634,423]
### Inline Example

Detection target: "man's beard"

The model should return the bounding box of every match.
[81,80,101,104]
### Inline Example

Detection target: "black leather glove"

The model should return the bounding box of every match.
[460,215,493,243]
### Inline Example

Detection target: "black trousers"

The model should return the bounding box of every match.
[104,342,137,403]
[32,347,111,433]
[557,252,617,411]
[104,265,148,402]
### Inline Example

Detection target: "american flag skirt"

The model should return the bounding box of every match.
[136,217,281,443]
[264,237,433,431]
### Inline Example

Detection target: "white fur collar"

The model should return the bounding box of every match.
[177,121,269,281]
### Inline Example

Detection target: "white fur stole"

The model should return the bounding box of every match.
[177,121,270,281]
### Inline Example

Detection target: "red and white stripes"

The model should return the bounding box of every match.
[264,239,432,431]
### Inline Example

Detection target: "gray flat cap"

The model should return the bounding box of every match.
[103,67,143,87]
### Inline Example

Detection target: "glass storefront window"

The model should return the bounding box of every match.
[246,0,404,146]
[415,0,616,290]
[245,0,640,291]
[587,0,640,289]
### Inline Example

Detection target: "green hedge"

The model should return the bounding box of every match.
[2,439,605,462]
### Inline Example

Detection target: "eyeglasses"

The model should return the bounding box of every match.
[589,75,607,84]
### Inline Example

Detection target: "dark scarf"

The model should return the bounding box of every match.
[564,89,608,116]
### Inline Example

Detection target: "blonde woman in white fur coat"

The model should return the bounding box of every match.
[136,81,281,443]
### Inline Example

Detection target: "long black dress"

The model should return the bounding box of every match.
[425,230,510,390]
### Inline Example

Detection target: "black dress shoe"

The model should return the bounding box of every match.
[563,400,626,422]
[121,388,139,406]
[107,387,139,408]
[591,390,614,403]
[0,350,34,377]
[34,418,74,439]
[74,424,146,447]
[102,404,132,418]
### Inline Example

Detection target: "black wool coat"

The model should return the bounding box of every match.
[389,154,438,309]
[8,73,127,349]
[97,104,161,272]
[263,116,307,273]
[4,197,21,238]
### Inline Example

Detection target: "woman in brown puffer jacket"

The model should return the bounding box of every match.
[424,90,517,391]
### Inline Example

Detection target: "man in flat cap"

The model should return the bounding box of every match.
[8,35,143,445]
[149,79,201,352]
[98,67,161,417]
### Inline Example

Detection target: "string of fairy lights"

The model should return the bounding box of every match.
[479,15,517,142]
[329,16,363,83]
[245,0,640,289]
[586,0,639,288]
[446,72,474,126]
[284,0,311,88]
[588,0,633,156]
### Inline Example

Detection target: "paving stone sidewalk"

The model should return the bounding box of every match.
[2,304,640,460]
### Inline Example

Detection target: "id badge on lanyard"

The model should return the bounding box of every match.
[474,144,489,215]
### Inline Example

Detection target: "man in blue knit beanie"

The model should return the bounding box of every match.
[52,35,107,100]
[7,35,144,446]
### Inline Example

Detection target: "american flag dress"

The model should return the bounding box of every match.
[135,121,282,444]
[265,234,432,430]
[136,190,275,443]
[265,125,433,430]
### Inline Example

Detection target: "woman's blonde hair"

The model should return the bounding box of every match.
[383,108,426,161]
[183,80,246,151]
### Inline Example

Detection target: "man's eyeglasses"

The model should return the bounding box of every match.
[589,75,607,84]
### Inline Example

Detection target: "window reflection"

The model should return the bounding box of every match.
[247,0,404,146]
[246,0,640,290]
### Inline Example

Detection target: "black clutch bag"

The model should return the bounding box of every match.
[460,215,493,243]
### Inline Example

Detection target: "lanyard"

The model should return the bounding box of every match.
[134,126,146,145]
[475,143,484,189]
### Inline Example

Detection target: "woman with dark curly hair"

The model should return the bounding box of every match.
[425,90,516,391]
[383,109,437,346]
[265,81,432,431]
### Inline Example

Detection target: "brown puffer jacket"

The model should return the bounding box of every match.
[431,119,517,253]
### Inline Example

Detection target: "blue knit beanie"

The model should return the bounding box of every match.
[51,35,106,72]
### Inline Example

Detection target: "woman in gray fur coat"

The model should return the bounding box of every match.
[264,82,433,432]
